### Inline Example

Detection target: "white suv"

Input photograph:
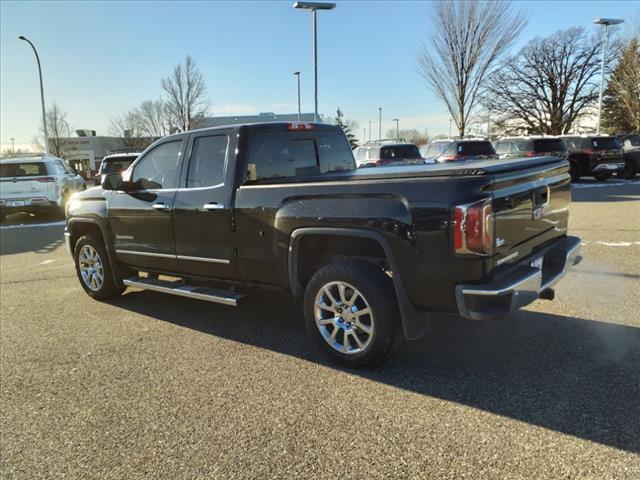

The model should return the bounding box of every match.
[0,156,86,222]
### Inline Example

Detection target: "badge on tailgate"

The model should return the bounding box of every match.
[532,185,550,220]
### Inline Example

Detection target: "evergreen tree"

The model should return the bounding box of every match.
[334,108,359,149]
[602,37,640,133]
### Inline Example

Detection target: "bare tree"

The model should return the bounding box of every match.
[486,28,607,135]
[137,100,174,137]
[109,108,148,151]
[385,128,429,146]
[42,103,71,157]
[161,55,209,131]
[418,1,526,137]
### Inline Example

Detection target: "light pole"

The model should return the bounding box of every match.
[593,18,624,134]
[19,35,49,155]
[363,128,366,143]
[293,71,301,121]
[449,118,452,138]
[10,138,15,154]
[392,118,399,140]
[378,107,382,140]
[293,2,336,123]
[368,121,371,141]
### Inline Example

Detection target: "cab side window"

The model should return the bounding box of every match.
[131,140,182,190]
[495,142,509,154]
[187,135,229,188]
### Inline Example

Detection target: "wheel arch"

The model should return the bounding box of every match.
[288,227,428,340]
[67,218,123,287]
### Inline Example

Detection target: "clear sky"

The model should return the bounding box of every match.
[1,0,638,150]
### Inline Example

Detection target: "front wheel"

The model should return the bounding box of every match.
[74,234,125,300]
[303,261,400,368]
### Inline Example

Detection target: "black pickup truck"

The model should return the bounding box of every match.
[65,122,581,367]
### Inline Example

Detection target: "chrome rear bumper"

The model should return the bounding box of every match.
[455,236,581,320]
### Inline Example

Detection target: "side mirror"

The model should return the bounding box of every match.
[101,173,123,191]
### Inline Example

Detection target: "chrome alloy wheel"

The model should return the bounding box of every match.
[78,245,104,292]
[314,281,374,355]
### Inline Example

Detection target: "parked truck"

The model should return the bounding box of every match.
[65,122,581,367]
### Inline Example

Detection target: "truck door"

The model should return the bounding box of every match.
[109,138,184,271]
[172,131,238,280]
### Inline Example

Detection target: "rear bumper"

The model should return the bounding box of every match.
[455,236,581,320]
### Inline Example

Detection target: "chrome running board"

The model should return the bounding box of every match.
[123,277,242,306]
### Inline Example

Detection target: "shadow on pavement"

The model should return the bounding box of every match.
[571,179,640,203]
[0,223,65,255]
[113,290,640,453]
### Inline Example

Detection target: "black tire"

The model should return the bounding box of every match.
[593,171,612,181]
[569,162,580,182]
[73,234,125,300]
[303,260,401,368]
[618,163,637,179]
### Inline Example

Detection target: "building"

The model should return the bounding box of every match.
[200,112,317,128]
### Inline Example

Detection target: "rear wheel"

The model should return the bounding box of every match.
[74,234,125,300]
[618,163,637,179]
[593,171,612,181]
[303,261,400,368]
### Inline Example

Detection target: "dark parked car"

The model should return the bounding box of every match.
[423,139,498,163]
[94,152,140,185]
[559,135,624,181]
[494,136,567,160]
[354,141,424,168]
[616,133,640,179]
[65,122,581,367]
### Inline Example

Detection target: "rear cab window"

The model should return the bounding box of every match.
[0,162,47,177]
[380,145,421,160]
[246,127,355,182]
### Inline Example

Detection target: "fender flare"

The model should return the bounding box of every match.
[67,218,123,288]
[288,227,429,340]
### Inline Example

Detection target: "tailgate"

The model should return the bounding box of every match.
[0,177,53,200]
[489,157,570,267]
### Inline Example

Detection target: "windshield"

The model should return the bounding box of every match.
[0,162,47,178]
[623,135,640,147]
[380,145,422,160]
[533,139,566,153]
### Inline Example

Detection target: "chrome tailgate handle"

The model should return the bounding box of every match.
[152,203,171,211]
[203,202,225,210]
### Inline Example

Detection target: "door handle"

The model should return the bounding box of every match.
[152,202,171,211]
[203,202,225,210]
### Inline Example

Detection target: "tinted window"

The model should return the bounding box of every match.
[187,135,228,188]
[131,140,182,190]
[0,162,47,177]
[380,145,421,160]
[591,137,621,150]
[624,135,640,147]
[561,137,586,150]
[246,130,354,181]
[56,160,74,174]
[315,130,355,172]
[457,142,496,155]
[533,139,566,153]
[513,140,533,152]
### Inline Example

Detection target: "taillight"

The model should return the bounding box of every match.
[453,199,493,255]
[287,123,314,131]
[581,149,594,155]
[34,177,55,182]
[439,154,462,162]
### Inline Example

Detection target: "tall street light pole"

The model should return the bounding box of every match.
[378,107,382,140]
[293,71,301,121]
[392,118,399,140]
[294,2,336,124]
[593,18,624,134]
[19,35,49,155]
[368,121,371,141]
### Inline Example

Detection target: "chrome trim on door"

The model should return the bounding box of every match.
[115,250,175,259]
[176,255,230,264]
[203,202,225,210]
[152,203,171,210]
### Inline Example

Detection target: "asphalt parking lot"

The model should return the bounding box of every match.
[1,179,639,479]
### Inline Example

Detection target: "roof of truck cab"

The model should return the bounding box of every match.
[165,122,340,139]
[0,156,61,163]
